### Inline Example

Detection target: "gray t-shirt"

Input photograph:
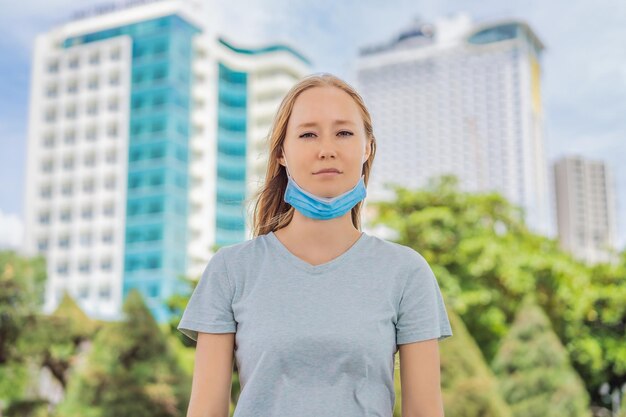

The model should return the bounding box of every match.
[178,230,453,417]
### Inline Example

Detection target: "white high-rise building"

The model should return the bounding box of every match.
[22,0,310,323]
[554,155,618,264]
[356,13,551,236]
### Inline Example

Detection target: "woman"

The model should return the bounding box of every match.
[178,73,453,417]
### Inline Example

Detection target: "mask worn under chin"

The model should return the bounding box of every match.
[282,150,367,220]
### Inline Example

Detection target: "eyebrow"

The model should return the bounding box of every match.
[296,119,356,129]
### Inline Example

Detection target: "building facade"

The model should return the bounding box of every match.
[554,155,618,264]
[22,0,310,323]
[356,13,552,236]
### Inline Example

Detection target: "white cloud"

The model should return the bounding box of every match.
[0,209,24,251]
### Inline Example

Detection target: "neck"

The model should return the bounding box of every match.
[277,210,362,244]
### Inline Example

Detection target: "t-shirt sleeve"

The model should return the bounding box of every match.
[177,249,237,342]
[396,252,453,345]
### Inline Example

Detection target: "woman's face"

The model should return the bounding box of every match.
[280,86,372,199]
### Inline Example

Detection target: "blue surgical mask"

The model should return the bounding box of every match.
[282,150,367,220]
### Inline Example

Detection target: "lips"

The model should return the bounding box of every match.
[314,168,341,174]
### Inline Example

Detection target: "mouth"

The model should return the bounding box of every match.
[314,171,341,176]
[313,169,342,175]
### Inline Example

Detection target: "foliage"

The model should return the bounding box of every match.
[55,289,190,417]
[369,174,626,410]
[492,294,591,417]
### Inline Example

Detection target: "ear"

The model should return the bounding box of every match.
[364,139,372,163]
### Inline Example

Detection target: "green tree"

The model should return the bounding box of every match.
[369,174,626,410]
[440,304,514,417]
[0,250,47,416]
[56,289,190,417]
[492,294,591,416]
[30,292,99,390]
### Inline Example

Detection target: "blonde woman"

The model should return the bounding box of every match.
[178,73,453,417]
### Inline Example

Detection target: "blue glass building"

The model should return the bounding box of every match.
[64,15,200,323]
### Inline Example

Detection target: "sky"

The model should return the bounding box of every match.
[1,0,625,250]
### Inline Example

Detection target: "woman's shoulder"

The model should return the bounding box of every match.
[213,233,271,262]
[366,233,426,263]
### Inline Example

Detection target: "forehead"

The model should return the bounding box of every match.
[288,86,362,129]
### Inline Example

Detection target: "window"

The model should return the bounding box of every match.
[38,212,50,224]
[149,174,163,186]
[102,230,113,243]
[62,156,74,171]
[99,285,111,299]
[66,105,77,119]
[61,182,73,195]
[103,203,115,217]
[80,232,92,246]
[104,176,116,189]
[153,95,165,108]
[64,130,76,144]
[81,205,93,220]
[105,150,117,163]
[47,60,59,73]
[133,71,144,84]
[107,97,119,111]
[107,124,118,138]
[78,286,89,299]
[82,177,95,191]
[38,238,49,251]
[89,53,100,65]
[44,109,56,122]
[60,209,71,222]
[154,67,166,81]
[101,258,112,272]
[68,57,79,69]
[132,97,143,109]
[86,126,97,141]
[79,260,91,274]
[40,184,52,198]
[110,48,121,61]
[67,80,78,94]
[84,153,96,167]
[87,76,99,90]
[46,84,58,98]
[57,261,69,275]
[40,161,57,184]
[109,72,120,86]
[58,235,70,249]
[43,133,55,148]
[154,42,167,55]
[86,101,98,115]
[129,176,141,188]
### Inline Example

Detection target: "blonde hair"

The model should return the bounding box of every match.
[247,73,377,237]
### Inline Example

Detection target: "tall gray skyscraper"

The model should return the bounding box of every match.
[356,13,551,236]
[554,155,618,264]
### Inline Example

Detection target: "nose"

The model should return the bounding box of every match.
[317,134,337,159]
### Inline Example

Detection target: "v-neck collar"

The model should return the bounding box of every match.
[266,230,369,274]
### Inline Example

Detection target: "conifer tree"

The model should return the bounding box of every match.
[56,289,190,417]
[438,305,514,417]
[492,294,591,417]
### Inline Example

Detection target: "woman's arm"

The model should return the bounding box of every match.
[399,338,445,417]
[186,332,236,417]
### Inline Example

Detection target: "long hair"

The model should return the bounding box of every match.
[247,73,377,237]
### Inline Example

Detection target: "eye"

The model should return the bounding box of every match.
[338,131,353,137]
[299,132,315,138]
